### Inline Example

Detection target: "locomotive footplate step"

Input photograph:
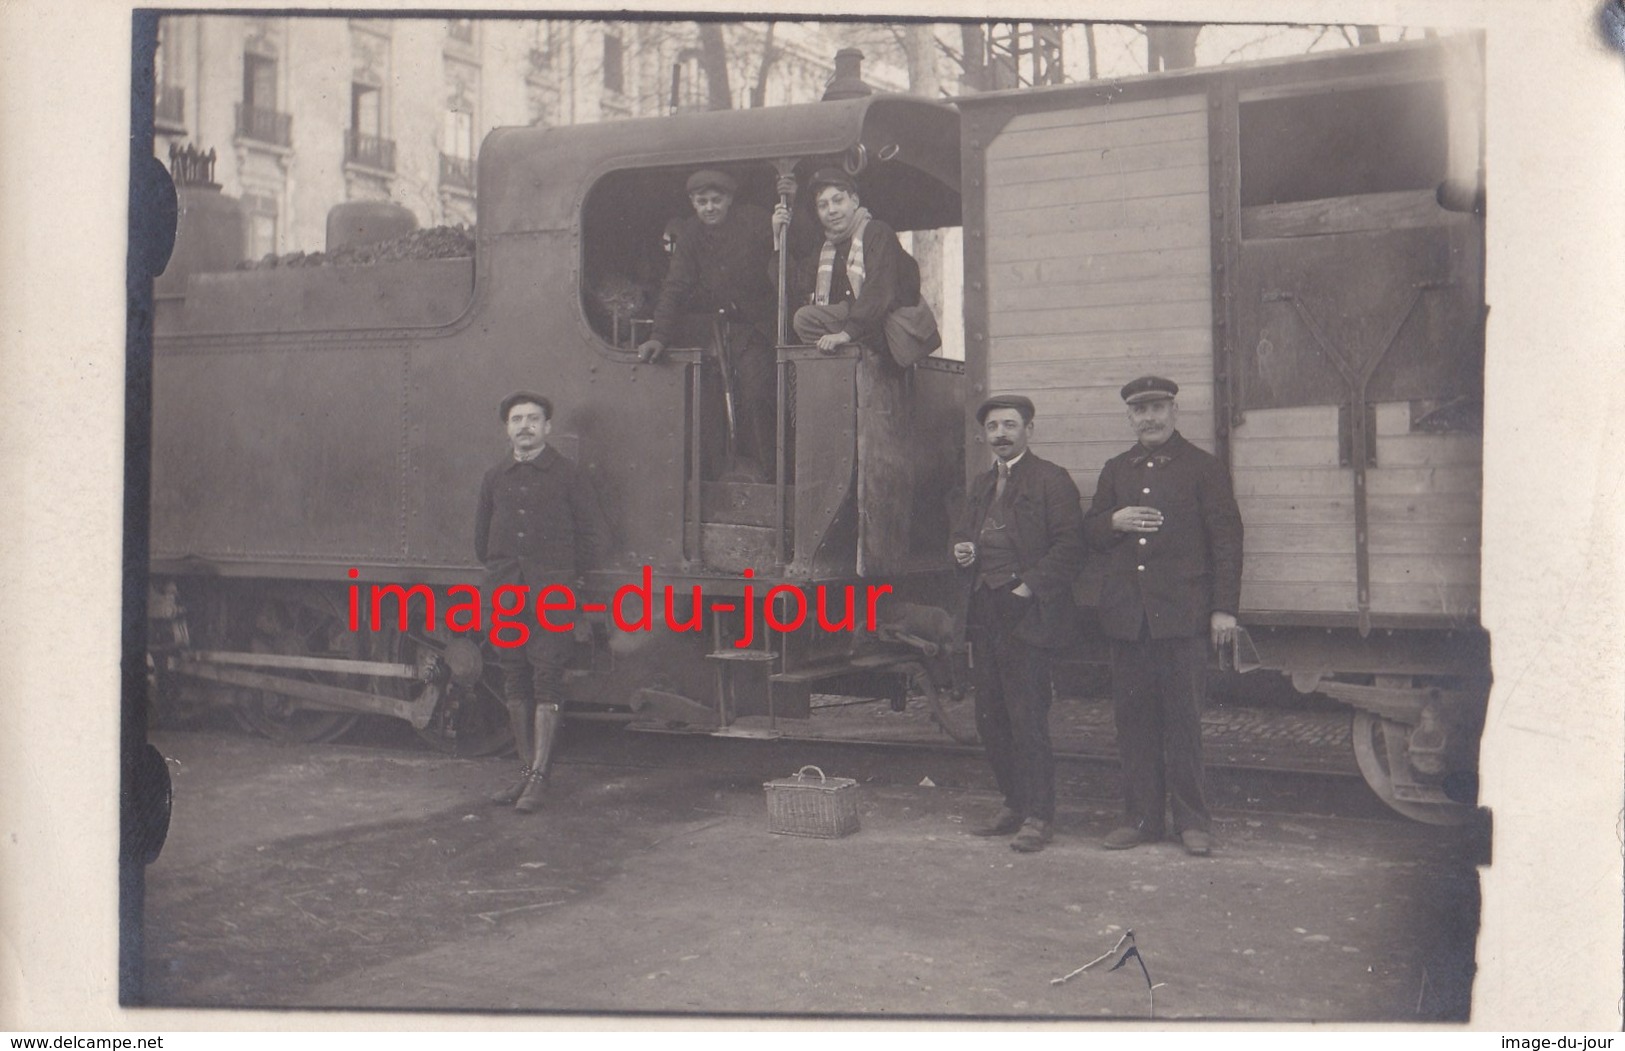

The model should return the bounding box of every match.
[706,648,781,736]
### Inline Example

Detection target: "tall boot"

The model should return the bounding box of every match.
[514,703,561,814]
[489,703,535,805]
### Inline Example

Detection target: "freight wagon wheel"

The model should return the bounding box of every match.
[231,591,363,744]
[400,634,514,758]
[1350,711,1470,826]
[905,662,979,746]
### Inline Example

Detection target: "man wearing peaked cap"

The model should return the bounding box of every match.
[684,168,738,197]
[976,393,1035,423]
[638,166,782,480]
[1120,375,1179,404]
[952,393,1086,853]
[1083,376,1243,856]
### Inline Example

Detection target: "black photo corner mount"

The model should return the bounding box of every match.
[1602,0,1625,54]
[120,11,177,1006]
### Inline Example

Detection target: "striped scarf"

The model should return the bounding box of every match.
[812,207,873,306]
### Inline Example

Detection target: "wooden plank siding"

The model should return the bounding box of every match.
[1230,404,1482,616]
[982,95,1216,519]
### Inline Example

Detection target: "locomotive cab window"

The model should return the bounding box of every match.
[578,163,787,351]
[578,157,962,353]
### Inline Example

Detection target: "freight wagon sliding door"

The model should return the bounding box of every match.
[962,88,1215,603]
[1221,69,1485,630]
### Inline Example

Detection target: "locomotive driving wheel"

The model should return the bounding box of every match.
[231,589,363,744]
[1350,710,1471,826]
[904,661,979,746]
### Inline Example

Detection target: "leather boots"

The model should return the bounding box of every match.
[489,703,536,805]
[514,703,561,814]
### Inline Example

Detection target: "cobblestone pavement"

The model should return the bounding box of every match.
[768,689,1358,776]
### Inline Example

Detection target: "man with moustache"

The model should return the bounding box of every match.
[476,391,604,814]
[1084,377,1243,856]
[637,168,783,478]
[953,394,1086,853]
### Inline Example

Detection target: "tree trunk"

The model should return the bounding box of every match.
[748,22,778,108]
[697,23,732,110]
[1146,23,1201,71]
[899,25,944,348]
[959,23,988,92]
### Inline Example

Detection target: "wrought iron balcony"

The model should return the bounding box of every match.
[439,152,475,191]
[235,103,292,147]
[155,84,185,127]
[345,129,396,172]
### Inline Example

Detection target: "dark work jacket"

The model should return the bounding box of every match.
[785,218,922,350]
[649,204,777,346]
[1083,431,1244,641]
[952,451,1087,649]
[474,446,604,590]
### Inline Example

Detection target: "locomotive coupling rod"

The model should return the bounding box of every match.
[173,659,439,728]
[184,649,422,680]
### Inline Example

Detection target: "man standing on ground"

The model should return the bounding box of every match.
[476,391,604,814]
[953,394,1086,853]
[1084,376,1243,856]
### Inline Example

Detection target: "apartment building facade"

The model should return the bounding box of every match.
[152,15,904,259]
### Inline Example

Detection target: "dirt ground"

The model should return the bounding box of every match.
[137,722,1481,1022]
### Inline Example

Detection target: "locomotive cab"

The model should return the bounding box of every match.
[563,97,965,581]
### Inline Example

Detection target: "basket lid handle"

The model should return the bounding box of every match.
[794,765,827,782]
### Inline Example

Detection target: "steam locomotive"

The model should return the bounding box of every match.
[146,36,1488,824]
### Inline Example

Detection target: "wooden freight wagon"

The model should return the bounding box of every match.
[955,37,1488,824]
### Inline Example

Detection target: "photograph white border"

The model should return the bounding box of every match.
[1,0,1620,1033]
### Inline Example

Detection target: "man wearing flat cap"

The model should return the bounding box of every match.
[637,168,783,478]
[952,394,1086,853]
[771,168,940,366]
[1083,376,1243,856]
[476,391,605,813]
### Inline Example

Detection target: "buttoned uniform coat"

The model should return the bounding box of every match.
[474,445,605,592]
[649,203,777,346]
[1082,431,1243,641]
[952,451,1087,649]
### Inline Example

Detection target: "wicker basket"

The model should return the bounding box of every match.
[763,765,860,838]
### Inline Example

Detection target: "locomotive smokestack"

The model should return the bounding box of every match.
[822,48,873,101]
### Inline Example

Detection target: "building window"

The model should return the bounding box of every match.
[441,109,475,190]
[603,31,624,94]
[347,83,394,171]
[670,49,705,113]
[447,19,474,44]
[243,52,276,112]
[154,24,186,130]
[352,83,381,139]
[243,192,279,261]
[237,52,291,146]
